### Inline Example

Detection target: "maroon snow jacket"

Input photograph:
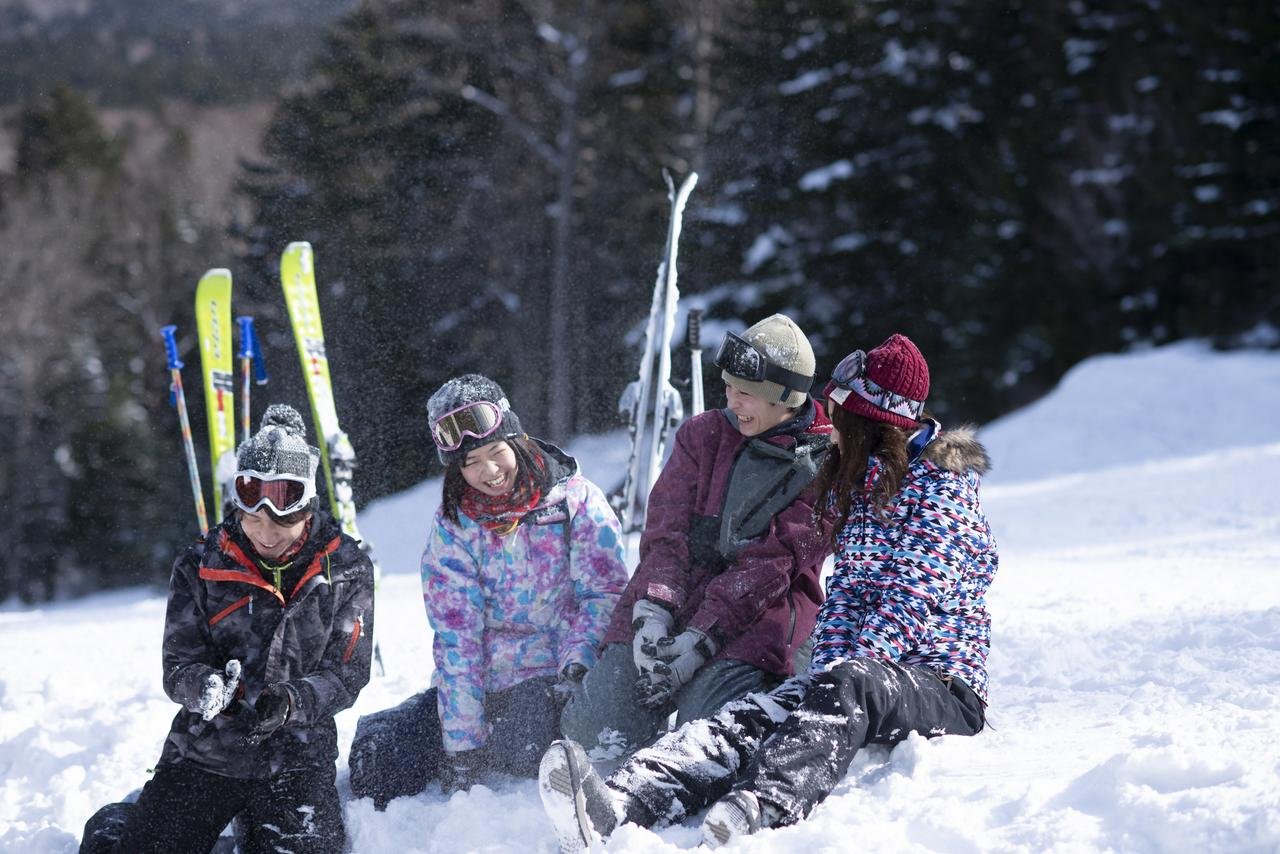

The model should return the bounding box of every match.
[603,401,833,677]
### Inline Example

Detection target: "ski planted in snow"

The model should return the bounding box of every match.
[195,269,236,523]
[280,242,385,675]
[614,170,698,537]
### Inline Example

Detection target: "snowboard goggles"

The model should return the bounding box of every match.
[430,400,505,451]
[825,349,925,421]
[231,471,316,517]
[714,331,815,402]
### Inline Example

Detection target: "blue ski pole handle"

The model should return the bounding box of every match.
[161,325,183,407]
[161,325,184,370]
[237,316,269,385]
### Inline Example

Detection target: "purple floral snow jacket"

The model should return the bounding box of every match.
[421,441,628,752]
[602,402,833,677]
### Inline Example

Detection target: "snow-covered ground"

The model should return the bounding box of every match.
[3,340,1279,853]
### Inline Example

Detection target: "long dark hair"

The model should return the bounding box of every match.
[813,404,910,548]
[441,435,546,524]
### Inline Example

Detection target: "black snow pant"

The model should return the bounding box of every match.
[607,658,985,828]
[79,759,343,854]
[348,674,562,809]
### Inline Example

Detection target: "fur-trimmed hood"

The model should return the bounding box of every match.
[920,425,991,476]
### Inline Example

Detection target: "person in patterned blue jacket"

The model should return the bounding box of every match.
[536,333,998,851]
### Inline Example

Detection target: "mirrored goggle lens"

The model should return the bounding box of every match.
[831,350,867,387]
[234,475,308,514]
[431,401,503,451]
[714,333,765,381]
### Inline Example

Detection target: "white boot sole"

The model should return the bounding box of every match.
[538,743,597,853]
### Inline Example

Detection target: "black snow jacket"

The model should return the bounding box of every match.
[158,511,375,779]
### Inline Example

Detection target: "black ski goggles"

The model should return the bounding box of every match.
[430,400,505,452]
[232,471,315,517]
[714,331,815,402]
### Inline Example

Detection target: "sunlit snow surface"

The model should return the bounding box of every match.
[3,340,1280,852]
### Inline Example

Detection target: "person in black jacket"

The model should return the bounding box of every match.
[80,404,375,854]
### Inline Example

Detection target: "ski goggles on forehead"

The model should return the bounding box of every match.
[430,400,505,451]
[232,471,315,517]
[714,331,815,402]
[827,349,926,421]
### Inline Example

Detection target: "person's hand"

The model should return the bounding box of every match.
[245,683,292,745]
[631,599,673,677]
[441,748,486,794]
[193,659,242,721]
[640,629,716,709]
[554,662,588,701]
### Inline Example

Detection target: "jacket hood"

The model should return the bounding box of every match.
[530,437,579,508]
[722,396,831,447]
[920,425,991,476]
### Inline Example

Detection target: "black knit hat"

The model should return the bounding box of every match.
[426,374,524,466]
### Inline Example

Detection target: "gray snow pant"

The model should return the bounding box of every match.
[606,658,986,828]
[559,642,779,768]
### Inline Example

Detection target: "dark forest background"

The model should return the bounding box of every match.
[1,0,1276,602]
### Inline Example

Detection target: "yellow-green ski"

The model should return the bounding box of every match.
[195,269,236,522]
[280,242,384,675]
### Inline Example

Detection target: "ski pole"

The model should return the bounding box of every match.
[687,307,705,417]
[236,316,269,444]
[161,325,210,536]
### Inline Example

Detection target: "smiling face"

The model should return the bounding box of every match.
[460,440,519,496]
[240,508,309,560]
[725,382,796,437]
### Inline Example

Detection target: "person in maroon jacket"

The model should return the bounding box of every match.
[560,313,833,767]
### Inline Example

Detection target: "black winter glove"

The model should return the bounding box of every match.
[245,683,292,746]
[441,748,486,794]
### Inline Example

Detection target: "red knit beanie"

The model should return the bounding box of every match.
[823,333,930,430]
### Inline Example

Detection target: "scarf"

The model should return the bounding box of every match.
[458,451,548,535]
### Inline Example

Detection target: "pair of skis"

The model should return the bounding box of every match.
[614,171,700,538]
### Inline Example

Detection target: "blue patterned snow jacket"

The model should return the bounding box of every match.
[809,426,997,703]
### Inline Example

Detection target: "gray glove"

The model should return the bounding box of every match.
[630,600,673,677]
[639,629,716,709]
[192,659,242,721]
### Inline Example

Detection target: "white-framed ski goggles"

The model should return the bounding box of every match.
[430,400,505,451]
[231,470,316,516]
[825,349,926,421]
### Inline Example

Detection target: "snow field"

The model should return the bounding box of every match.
[2,340,1279,852]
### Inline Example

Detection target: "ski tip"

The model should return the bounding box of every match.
[283,241,313,254]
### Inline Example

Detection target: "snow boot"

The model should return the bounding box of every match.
[538,739,618,852]
[702,789,765,847]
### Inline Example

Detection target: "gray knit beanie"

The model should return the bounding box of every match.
[426,374,524,466]
[235,404,321,482]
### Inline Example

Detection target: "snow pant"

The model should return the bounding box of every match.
[606,658,986,828]
[348,674,562,809]
[78,759,343,854]
[559,641,780,768]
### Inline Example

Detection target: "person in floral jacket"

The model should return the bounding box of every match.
[539,334,998,851]
[349,374,627,808]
